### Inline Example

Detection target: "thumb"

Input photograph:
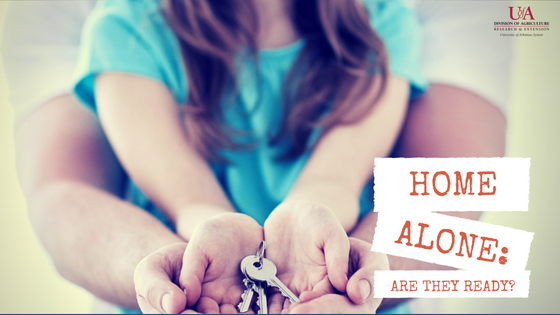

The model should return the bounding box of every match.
[346,238,389,306]
[134,243,188,314]
[178,245,208,309]
[324,229,350,293]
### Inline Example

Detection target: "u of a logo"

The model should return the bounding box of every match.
[509,6,535,20]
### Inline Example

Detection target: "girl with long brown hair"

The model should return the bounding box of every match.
[73,0,426,312]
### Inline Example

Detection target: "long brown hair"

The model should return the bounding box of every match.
[163,0,388,161]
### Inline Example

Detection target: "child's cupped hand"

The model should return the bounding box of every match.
[263,200,351,313]
[133,212,264,314]
[178,212,264,313]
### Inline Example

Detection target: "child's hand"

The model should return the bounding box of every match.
[179,212,264,313]
[134,213,263,314]
[263,201,350,313]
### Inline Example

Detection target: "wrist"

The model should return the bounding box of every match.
[349,211,377,243]
[285,180,359,232]
[175,204,235,240]
[189,212,264,249]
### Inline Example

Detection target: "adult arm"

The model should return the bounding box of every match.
[350,84,507,310]
[15,94,184,309]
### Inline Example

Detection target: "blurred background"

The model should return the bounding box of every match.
[0,1,559,313]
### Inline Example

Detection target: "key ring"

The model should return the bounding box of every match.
[256,240,266,269]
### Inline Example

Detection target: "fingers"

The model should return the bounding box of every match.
[268,292,286,314]
[324,229,350,292]
[346,238,389,306]
[220,303,239,314]
[298,291,322,303]
[178,245,207,309]
[194,296,220,314]
[134,243,188,314]
[299,276,335,302]
[287,294,374,314]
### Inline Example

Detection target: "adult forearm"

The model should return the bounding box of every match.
[14,95,185,309]
[29,180,184,309]
[392,84,506,159]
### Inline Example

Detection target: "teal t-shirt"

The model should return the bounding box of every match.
[74,0,428,229]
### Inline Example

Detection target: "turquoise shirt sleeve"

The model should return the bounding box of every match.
[364,0,428,98]
[73,0,188,112]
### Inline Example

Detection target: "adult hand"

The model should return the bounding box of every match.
[134,242,191,314]
[179,212,264,313]
[264,201,350,313]
[283,237,388,314]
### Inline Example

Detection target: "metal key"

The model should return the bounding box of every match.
[245,257,300,304]
[252,242,268,314]
[255,281,268,314]
[240,255,261,275]
[239,243,267,313]
[237,278,256,313]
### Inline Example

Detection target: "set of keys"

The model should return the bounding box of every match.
[237,241,300,314]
